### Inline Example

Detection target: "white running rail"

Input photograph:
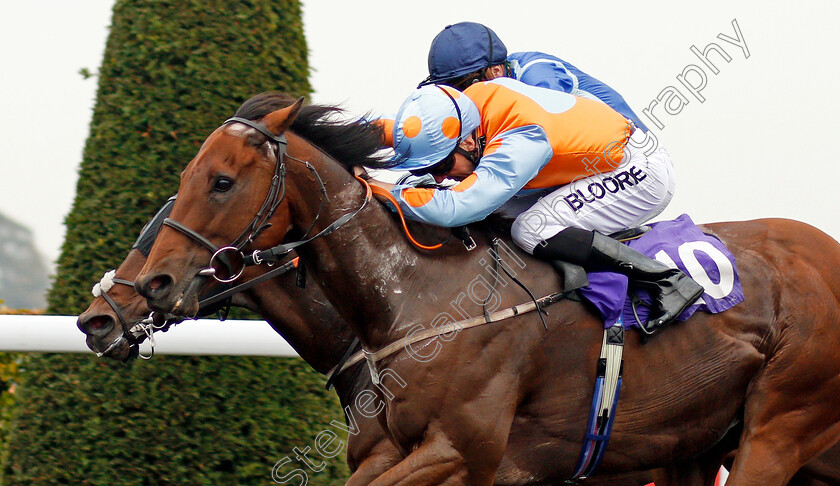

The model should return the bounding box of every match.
[0,315,298,357]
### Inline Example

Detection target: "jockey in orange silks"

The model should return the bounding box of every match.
[368,79,703,332]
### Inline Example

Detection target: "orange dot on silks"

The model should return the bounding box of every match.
[401,116,423,138]
[441,116,461,139]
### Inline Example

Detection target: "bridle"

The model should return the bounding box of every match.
[89,270,147,358]
[90,256,303,360]
[89,115,370,362]
[160,116,371,283]
[86,197,181,359]
[89,268,192,360]
[161,116,290,283]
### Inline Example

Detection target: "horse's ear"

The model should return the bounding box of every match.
[263,97,305,136]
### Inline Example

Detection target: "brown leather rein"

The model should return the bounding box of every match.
[326,291,570,385]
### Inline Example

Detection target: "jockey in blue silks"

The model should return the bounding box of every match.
[417,21,648,132]
[368,23,701,332]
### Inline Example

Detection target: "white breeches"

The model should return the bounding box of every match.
[511,134,675,254]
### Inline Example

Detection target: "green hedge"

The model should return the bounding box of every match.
[4,355,345,485]
[50,0,310,303]
[3,1,349,484]
[0,352,21,482]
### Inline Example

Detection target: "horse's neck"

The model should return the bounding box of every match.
[283,146,500,351]
[295,213,418,349]
[251,278,371,413]
[238,274,356,375]
[331,359,375,411]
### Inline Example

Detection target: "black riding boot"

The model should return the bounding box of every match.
[533,228,705,332]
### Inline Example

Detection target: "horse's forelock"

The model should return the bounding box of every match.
[206,124,265,165]
[224,122,255,137]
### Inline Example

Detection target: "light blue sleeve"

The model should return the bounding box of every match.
[510,51,648,131]
[389,125,553,227]
[509,51,576,94]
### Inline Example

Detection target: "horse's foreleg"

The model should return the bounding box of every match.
[366,433,475,486]
[789,450,840,486]
[788,469,839,486]
[345,440,403,486]
[366,421,512,486]
[727,423,840,486]
[650,422,739,486]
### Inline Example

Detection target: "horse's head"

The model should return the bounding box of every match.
[135,92,388,318]
[78,197,185,361]
[135,96,304,316]
[77,249,150,361]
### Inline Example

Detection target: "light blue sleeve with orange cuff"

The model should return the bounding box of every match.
[389,125,553,227]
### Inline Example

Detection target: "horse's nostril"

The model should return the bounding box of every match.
[78,314,116,336]
[148,275,170,291]
[137,274,173,300]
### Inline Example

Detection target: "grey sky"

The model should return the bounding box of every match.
[2,0,839,265]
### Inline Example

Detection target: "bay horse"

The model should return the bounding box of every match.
[76,194,675,486]
[77,237,840,486]
[134,94,840,485]
[77,204,403,484]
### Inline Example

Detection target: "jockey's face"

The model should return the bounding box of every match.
[434,134,478,183]
[451,65,507,90]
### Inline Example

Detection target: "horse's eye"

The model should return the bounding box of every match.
[213,177,234,193]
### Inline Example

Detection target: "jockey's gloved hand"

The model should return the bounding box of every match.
[395,173,436,186]
[395,173,456,189]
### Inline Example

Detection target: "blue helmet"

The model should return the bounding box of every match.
[391,85,481,172]
[422,22,508,86]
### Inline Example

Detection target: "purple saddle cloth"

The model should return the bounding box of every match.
[578,214,744,329]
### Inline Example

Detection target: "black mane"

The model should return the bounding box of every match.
[233,91,397,170]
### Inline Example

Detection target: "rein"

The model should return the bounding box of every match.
[152,116,508,382]
[364,181,445,251]
[325,291,570,385]
[164,114,484,283]
[244,178,371,266]
[196,257,300,309]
